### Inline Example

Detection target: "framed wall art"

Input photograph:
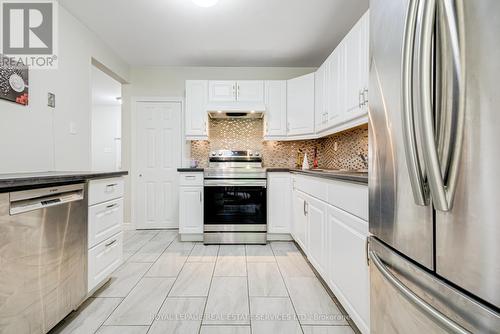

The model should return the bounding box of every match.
[0,55,29,106]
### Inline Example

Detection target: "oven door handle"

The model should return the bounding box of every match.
[204,179,267,187]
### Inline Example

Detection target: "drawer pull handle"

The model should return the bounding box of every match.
[185,176,196,180]
[106,203,118,209]
[105,239,117,247]
[107,183,118,187]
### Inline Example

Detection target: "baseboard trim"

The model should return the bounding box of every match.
[267,233,293,241]
[180,233,203,242]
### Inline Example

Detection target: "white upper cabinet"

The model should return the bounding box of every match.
[343,11,369,123]
[208,81,237,102]
[315,63,327,132]
[185,80,208,140]
[287,73,315,137]
[264,81,287,138]
[314,10,369,136]
[236,80,265,102]
[208,80,264,103]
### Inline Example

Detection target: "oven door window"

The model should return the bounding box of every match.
[204,186,266,225]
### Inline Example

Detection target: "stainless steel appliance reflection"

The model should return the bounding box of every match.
[369,0,500,332]
[204,150,267,244]
[0,183,87,334]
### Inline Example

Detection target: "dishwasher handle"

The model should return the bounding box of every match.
[10,183,85,215]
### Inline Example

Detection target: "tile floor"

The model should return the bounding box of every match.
[50,230,355,334]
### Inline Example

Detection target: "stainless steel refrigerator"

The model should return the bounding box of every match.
[368,0,500,332]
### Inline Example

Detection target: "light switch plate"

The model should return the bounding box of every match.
[47,93,55,108]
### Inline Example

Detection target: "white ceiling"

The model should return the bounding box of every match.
[59,0,369,67]
[91,66,122,106]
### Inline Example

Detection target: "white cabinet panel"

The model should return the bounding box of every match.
[306,195,327,276]
[315,64,327,132]
[287,73,315,137]
[236,81,264,103]
[88,177,124,206]
[267,173,292,234]
[264,81,287,138]
[185,80,208,139]
[327,46,344,127]
[88,232,123,293]
[327,180,369,221]
[208,81,236,102]
[292,189,308,250]
[179,186,203,235]
[327,205,369,333]
[88,198,124,249]
[179,172,204,187]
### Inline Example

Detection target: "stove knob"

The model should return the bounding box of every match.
[255,153,260,157]
[211,152,216,156]
[218,152,223,156]
[249,153,254,157]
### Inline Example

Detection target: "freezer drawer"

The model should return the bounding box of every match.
[369,237,500,334]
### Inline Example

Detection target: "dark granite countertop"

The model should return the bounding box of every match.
[0,171,128,191]
[267,168,368,184]
[177,168,204,172]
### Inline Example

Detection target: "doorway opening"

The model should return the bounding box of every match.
[90,65,122,171]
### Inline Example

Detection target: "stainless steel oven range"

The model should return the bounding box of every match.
[203,150,267,244]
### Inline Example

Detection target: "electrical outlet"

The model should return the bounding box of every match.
[334,142,338,151]
[69,122,77,135]
[47,93,55,108]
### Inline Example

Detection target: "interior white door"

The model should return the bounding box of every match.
[135,101,182,229]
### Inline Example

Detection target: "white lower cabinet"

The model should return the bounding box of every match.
[179,186,203,235]
[87,177,124,293]
[267,173,292,234]
[306,195,328,277]
[327,205,370,334]
[88,232,123,293]
[179,172,204,241]
[292,189,308,250]
[292,174,370,333]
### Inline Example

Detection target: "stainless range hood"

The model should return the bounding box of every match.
[208,111,264,119]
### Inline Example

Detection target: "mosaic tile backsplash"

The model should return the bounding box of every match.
[190,119,368,170]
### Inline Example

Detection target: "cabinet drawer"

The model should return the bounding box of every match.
[88,198,123,248]
[88,178,124,206]
[88,232,123,293]
[292,174,328,202]
[179,173,203,186]
[328,180,368,221]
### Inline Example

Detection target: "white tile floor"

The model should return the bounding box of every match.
[50,230,356,334]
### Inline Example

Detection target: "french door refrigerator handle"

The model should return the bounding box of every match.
[435,0,466,212]
[418,0,465,212]
[369,251,470,334]
[402,0,428,206]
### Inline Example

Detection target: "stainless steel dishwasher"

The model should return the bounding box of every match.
[0,183,87,334]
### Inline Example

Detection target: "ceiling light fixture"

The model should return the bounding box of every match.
[192,0,219,8]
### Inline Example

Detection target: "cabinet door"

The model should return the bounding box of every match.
[315,65,326,132]
[306,195,327,276]
[328,46,344,127]
[88,232,123,293]
[264,81,287,137]
[179,187,203,234]
[287,73,315,136]
[327,205,370,333]
[208,81,236,102]
[237,80,264,103]
[185,80,208,139]
[292,189,308,250]
[267,173,292,233]
[344,12,369,122]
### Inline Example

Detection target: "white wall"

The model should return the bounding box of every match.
[121,66,315,227]
[92,105,122,171]
[0,5,130,173]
